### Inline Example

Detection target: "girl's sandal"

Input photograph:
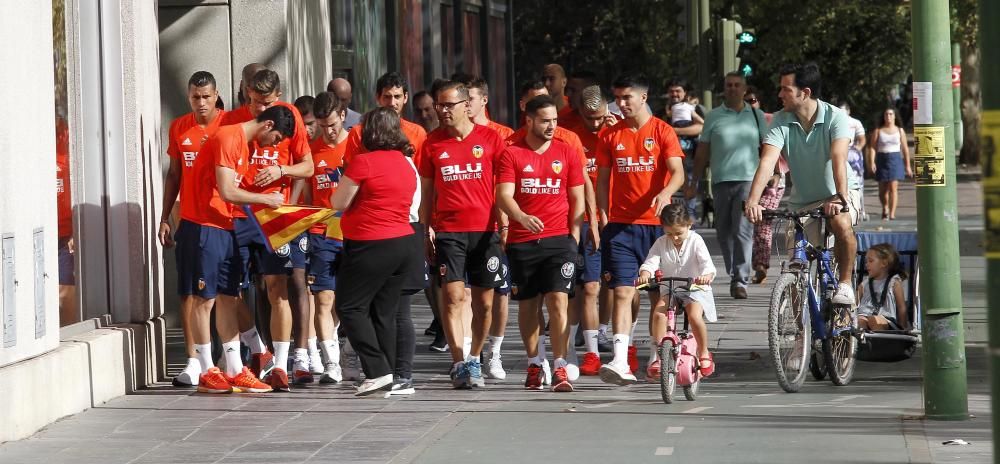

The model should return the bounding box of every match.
[698,353,716,377]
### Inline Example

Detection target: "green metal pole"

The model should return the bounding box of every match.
[911,0,968,421]
[952,43,964,152]
[698,0,712,108]
[978,0,1000,457]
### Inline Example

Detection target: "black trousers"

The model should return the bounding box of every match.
[336,234,418,378]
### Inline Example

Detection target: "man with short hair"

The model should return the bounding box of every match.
[542,63,574,123]
[497,95,585,392]
[687,72,768,302]
[293,95,317,140]
[221,69,315,390]
[237,63,267,107]
[596,74,685,385]
[413,90,439,133]
[159,70,227,387]
[327,77,362,129]
[185,105,298,394]
[744,62,859,306]
[343,72,427,164]
[418,80,507,389]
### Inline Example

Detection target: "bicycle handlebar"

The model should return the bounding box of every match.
[747,193,849,220]
[635,275,693,291]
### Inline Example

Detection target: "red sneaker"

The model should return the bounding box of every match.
[250,352,274,378]
[293,369,314,385]
[551,367,574,392]
[197,367,232,394]
[265,367,291,392]
[627,345,639,374]
[229,367,273,393]
[524,364,544,390]
[646,359,661,381]
[579,352,602,376]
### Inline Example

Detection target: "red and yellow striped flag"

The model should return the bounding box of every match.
[324,211,344,241]
[243,205,334,253]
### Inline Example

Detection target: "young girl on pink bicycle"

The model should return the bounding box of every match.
[637,204,718,380]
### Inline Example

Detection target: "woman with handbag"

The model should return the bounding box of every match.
[867,108,912,220]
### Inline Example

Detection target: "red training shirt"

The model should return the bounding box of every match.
[596,117,684,225]
[184,124,251,230]
[418,124,506,232]
[308,137,346,234]
[168,110,226,224]
[497,138,584,243]
[341,150,418,241]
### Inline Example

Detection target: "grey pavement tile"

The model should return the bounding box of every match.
[310,440,407,461]
[263,412,373,442]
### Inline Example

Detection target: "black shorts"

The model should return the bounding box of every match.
[435,231,502,288]
[506,235,578,301]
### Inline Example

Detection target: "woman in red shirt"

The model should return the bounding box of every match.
[331,108,420,396]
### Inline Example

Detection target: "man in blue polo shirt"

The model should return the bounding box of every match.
[688,72,767,299]
[744,62,859,305]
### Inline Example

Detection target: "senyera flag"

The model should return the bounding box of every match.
[324,211,344,241]
[243,205,335,254]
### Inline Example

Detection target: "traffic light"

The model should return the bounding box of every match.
[717,19,742,76]
[737,29,756,77]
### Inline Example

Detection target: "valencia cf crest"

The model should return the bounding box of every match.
[197,278,206,290]
[472,145,484,159]
[643,137,655,151]
[551,160,563,174]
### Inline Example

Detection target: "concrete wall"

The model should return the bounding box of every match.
[0,0,60,367]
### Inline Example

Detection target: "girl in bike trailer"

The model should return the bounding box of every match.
[637,204,718,378]
[856,243,909,331]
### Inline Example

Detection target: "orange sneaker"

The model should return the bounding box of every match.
[197,367,232,394]
[265,367,291,392]
[228,366,273,393]
[627,345,639,374]
[551,366,574,392]
[293,369,314,385]
[579,352,602,376]
[250,352,274,378]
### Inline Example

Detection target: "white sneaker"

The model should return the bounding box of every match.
[320,362,342,384]
[541,359,552,386]
[565,363,580,381]
[355,374,393,396]
[831,282,856,306]
[486,353,507,380]
[341,350,362,381]
[309,350,324,375]
[598,361,637,386]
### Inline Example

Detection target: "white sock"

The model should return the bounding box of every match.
[554,357,568,369]
[612,334,630,365]
[489,335,504,356]
[273,341,291,372]
[320,339,340,366]
[293,348,309,370]
[307,337,320,356]
[629,319,639,341]
[537,335,548,361]
[567,325,580,364]
[528,355,544,366]
[584,330,599,354]
[222,341,243,377]
[649,339,659,363]
[240,327,266,354]
[194,343,214,372]
[598,324,608,335]
[466,354,480,363]
[462,336,472,359]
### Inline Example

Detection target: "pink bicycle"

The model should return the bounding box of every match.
[638,273,703,404]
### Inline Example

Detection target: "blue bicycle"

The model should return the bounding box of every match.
[763,199,858,393]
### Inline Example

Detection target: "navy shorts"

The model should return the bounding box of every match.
[234,218,308,286]
[507,235,578,300]
[175,220,242,298]
[307,233,342,292]
[577,221,601,283]
[58,237,75,285]
[600,223,663,288]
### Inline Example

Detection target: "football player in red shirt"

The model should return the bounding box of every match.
[595,75,685,385]
[497,95,585,392]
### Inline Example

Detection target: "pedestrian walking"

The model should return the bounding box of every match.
[867,108,912,220]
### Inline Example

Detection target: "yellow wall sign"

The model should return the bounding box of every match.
[982,110,1000,256]
[913,126,946,187]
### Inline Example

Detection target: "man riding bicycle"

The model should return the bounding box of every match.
[743,62,860,306]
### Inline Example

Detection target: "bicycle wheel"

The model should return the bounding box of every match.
[768,273,811,393]
[823,304,858,386]
[683,378,699,401]
[659,342,676,404]
[808,351,827,381]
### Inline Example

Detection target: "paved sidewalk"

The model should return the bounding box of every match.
[0,176,989,464]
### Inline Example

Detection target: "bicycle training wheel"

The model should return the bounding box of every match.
[768,273,811,393]
[823,304,857,386]
[659,342,677,404]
